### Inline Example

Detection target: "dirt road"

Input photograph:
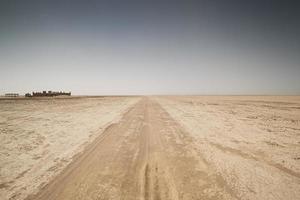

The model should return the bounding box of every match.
[25,97,300,200]
[0,97,139,200]
[26,98,235,200]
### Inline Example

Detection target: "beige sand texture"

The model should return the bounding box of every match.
[156,96,300,200]
[0,97,140,200]
[1,96,300,200]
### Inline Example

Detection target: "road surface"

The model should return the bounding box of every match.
[27,98,235,200]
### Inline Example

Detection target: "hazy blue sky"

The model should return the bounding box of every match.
[1,0,300,95]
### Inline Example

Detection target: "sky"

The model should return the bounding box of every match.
[0,0,300,95]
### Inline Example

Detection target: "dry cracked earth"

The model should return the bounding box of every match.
[1,96,300,200]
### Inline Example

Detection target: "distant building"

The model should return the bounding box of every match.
[5,93,19,97]
[25,91,71,97]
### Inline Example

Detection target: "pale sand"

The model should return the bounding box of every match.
[156,96,300,199]
[0,97,140,200]
[1,96,300,200]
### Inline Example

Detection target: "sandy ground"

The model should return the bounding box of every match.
[156,96,300,200]
[1,96,300,200]
[0,97,140,200]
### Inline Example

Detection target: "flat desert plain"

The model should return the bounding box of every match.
[0,96,300,200]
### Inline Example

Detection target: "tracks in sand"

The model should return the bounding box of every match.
[27,98,235,200]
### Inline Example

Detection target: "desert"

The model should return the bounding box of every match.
[2,1,299,199]
[0,96,299,200]
[0,96,140,200]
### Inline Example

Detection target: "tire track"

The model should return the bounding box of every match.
[27,97,236,200]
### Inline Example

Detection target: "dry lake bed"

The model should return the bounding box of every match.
[0,96,300,200]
